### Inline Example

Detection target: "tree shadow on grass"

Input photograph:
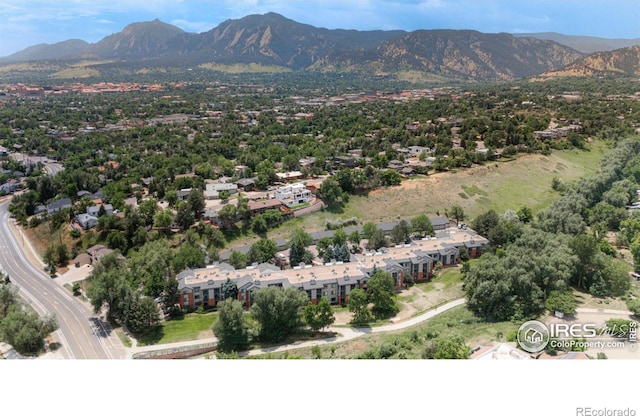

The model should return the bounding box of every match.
[135,325,164,346]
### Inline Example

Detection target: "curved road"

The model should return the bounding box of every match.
[0,199,124,359]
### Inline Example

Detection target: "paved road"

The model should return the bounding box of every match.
[0,200,124,359]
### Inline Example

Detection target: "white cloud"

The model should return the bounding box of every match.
[170,19,215,33]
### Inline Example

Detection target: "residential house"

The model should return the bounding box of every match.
[74,253,92,268]
[247,199,286,216]
[177,188,192,202]
[408,146,431,158]
[332,156,357,169]
[387,160,405,171]
[205,183,238,200]
[400,166,416,177]
[85,244,123,264]
[0,180,18,194]
[76,213,98,230]
[276,171,304,182]
[274,183,312,207]
[87,204,113,217]
[235,178,256,192]
[47,197,72,214]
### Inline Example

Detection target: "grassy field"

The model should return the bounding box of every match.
[137,312,217,346]
[232,142,609,247]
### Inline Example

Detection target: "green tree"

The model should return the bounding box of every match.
[138,198,158,226]
[250,287,309,343]
[545,290,577,315]
[213,298,249,353]
[348,288,372,324]
[85,253,132,321]
[0,309,58,355]
[516,205,533,223]
[43,244,56,272]
[56,243,70,266]
[348,230,361,248]
[422,335,471,359]
[153,209,173,230]
[318,177,348,208]
[464,228,576,322]
[248,238,278,264]
[187,188,205,219]
[228,251,248,269]
[221,278,238,301]
[176,202,196,230]
[332,228,347,247]
[380,169,402,186]
[365,228,388,250]
[472,209,500,238]
[288,228,313,266]
[390,219,410,244]
[449,204,466,226]
[631,237,640,273]
[122,293,160,336]
[218,203,238,229]
[126,239,174,298]
[303,296,335,332]
[361,222,378,240]
[172,244,205,272]
[251,215,268,235]
[411,214,434,237]
[367,270,398,318]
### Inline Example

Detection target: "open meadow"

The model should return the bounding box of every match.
[229,141,608,248]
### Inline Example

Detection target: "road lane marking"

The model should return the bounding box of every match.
[0,201,116,358]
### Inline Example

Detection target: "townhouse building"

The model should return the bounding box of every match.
[177,227,488,310]
[177,261,368,309]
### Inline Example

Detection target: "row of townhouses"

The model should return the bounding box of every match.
[177,227,488,309]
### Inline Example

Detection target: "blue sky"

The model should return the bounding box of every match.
[1,0,639,57]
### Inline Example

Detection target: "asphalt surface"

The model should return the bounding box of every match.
[0,199,125,359]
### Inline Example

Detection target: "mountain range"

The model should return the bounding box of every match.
[2,12,640,82]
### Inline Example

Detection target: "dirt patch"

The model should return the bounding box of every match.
[395,281,464,321]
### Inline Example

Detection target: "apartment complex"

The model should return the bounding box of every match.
[177,227,488,309]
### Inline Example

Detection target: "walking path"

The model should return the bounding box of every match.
[576,307,633,316]
[125,298,467,359]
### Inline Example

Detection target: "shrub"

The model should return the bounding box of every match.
[72,282,81,296]
[378,342,397,359]
[325,217,359,230]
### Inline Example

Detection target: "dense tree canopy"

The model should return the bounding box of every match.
[213,299,249,353]
[250,287,309,343]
